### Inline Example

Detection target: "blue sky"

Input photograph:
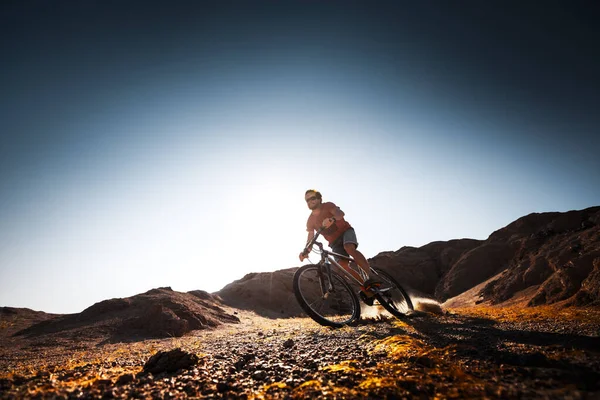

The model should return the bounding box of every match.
[1,1,598,313]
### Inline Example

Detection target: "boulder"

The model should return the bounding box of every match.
[143,348,201,374]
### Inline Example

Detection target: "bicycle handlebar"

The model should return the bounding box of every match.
[301,218,337,257]
[302,227,323,255]
[301,224,329,256]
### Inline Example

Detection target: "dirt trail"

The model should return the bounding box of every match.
[1,307,599,399]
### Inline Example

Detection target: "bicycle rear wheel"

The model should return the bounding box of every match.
[293,264,360,328]
[372,268,414,318]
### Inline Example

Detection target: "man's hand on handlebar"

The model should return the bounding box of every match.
[299,249,310,261]
[299,245,313,261]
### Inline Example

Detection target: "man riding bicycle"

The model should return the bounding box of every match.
[299,189,379,293]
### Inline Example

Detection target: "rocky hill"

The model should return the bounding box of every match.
[4,288,239,342]
[216,268,305,318]
[217,206,600,314]
[373,207,600,306]
[474,206,600,306]
[0,307,59,338]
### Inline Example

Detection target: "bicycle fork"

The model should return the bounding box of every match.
[318,262,334,298]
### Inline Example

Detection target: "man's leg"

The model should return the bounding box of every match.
[331,235,365,283]
[343,243,371,280]
[336,258,365,283]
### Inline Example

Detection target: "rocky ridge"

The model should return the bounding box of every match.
[217,206,600,314]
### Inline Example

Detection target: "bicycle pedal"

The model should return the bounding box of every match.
[359,291,375,306]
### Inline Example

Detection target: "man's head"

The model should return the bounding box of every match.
[305,189,322,210]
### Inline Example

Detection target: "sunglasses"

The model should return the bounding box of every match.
[305,196,318,202]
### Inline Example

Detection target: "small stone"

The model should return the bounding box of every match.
[415,355,435,368]
[116,373,135,385]
[0,378,13,391]
[216,382,229,392]
[252,370,267,381]
[234,359,246,370]
[36,371,51,378]
[94,379,113,387]
[184,383,199,396]
[283,339,294,349]
[101,389,116,399]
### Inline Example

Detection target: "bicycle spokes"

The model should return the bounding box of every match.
[293,265,360,327]
[372,268,414,317]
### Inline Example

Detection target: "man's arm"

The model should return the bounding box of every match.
[299,229,315,261]
[306,229,315,245]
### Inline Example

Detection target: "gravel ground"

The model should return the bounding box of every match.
[1,307,600,399]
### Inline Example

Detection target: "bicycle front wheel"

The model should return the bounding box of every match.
[293,264,360,328]
[372,268,414,318]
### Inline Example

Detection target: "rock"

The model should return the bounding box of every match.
[234,359,246,371]
[116,373,135,385]
[411,355,436,368]
[0,378,12,391]
[252,370,267,381]
[283,339,294,349]
[143,348,201,374]
[216,382,229,392]
[93,379,113,387]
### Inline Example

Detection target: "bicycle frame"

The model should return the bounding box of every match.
[304,230,373,288]
[297,230,414,324]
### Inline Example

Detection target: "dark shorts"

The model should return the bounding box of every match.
[330,228,358,260]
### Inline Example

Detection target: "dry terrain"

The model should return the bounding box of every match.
[1,304,599,399]
[2,207,599,398]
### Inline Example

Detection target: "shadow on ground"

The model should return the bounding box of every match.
[396,311,600,391]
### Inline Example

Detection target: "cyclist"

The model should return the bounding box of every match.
[298,189,380,296]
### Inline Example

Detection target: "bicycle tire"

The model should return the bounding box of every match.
[372,268,414,318]
[293,264,360,328]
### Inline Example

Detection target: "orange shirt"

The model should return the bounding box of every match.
[306,202,352,244]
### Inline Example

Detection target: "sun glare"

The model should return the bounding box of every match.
[232,179,308,256]
[178,169,311,294]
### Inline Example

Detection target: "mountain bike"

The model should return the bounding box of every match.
[293,228,414,327]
